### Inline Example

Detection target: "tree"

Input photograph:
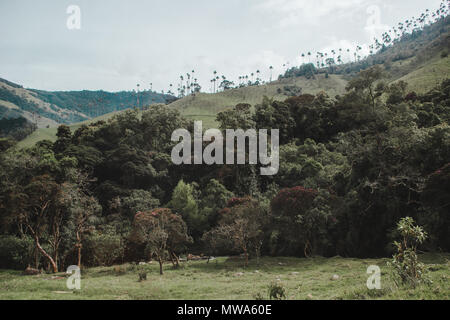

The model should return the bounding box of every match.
[16,175,64,272]
[202,198,266,266]
[270,186,334,257]
[53,125,72,155]
[345,65,384,111]
[65,178,102,267]
[130,208,191,274]
[115,189,160,220]
[199,179,233,228]
[216,103,255,130]
[169,180,203,239]
[219,79,234,91]
[389,217,429,288]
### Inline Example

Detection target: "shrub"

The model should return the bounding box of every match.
[268,281,287,300]
[138,271,147,282]
[388,217,430,288]
[83,227,125,266]
[0,236,34,269]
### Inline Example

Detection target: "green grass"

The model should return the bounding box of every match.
[393,54,450,93]
[0,254,448,300]
[17,110,125,148]
[171,74,348,129]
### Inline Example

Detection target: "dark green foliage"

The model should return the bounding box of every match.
[268,281,287,300]
[202,198,267,266]
[281,63,317,79]
[1,69,450,270]
[83,225,125,266]
[419,163,450,250]
[270,186,335,256]
[0,117,36,141]
[0,236,34,269]
[254,97,295,144]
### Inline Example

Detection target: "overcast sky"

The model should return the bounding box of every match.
[0,0,442,92]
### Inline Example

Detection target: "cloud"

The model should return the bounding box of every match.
[364,5,390,40]
[254,0,375,28]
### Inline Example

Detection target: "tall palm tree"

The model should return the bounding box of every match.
[269,65,273,82]
[186,73,191,94]
[136,84,140,110]
[213,71,218,92]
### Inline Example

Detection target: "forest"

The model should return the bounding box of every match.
[0,66,448,274]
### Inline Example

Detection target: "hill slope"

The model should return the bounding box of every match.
[16,16,450,147]
[170,74,348,128]
[17,110,124,148]
[0,78,173,128]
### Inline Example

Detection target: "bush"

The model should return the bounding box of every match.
[138,271,147,281]
[0,236,34,269]
[268,281,287,300]
[388,217,430,288]
[83,227,125,266]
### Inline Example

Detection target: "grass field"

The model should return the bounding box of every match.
[394,55,450,93]
[170,74,348,129]
[0,253,448,300]
[16,110,125,148]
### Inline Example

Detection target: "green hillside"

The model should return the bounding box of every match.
[18,74,348,146]
[393,54,450,93]
[170,74,348,128]
[0,77,173,132]
[17,110,124,148]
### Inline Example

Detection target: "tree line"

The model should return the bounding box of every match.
[0,65,449,272]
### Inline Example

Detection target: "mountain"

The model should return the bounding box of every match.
[0,79,175,129]
[169,16,449,128]
[15,15,450,148]
[169,74,348,128]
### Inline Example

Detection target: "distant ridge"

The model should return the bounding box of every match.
[0,78,175,128]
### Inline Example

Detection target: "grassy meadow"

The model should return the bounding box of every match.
[0,253,448,300]
[170,74,348,129]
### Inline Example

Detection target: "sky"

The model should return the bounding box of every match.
[0,0,443,93]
